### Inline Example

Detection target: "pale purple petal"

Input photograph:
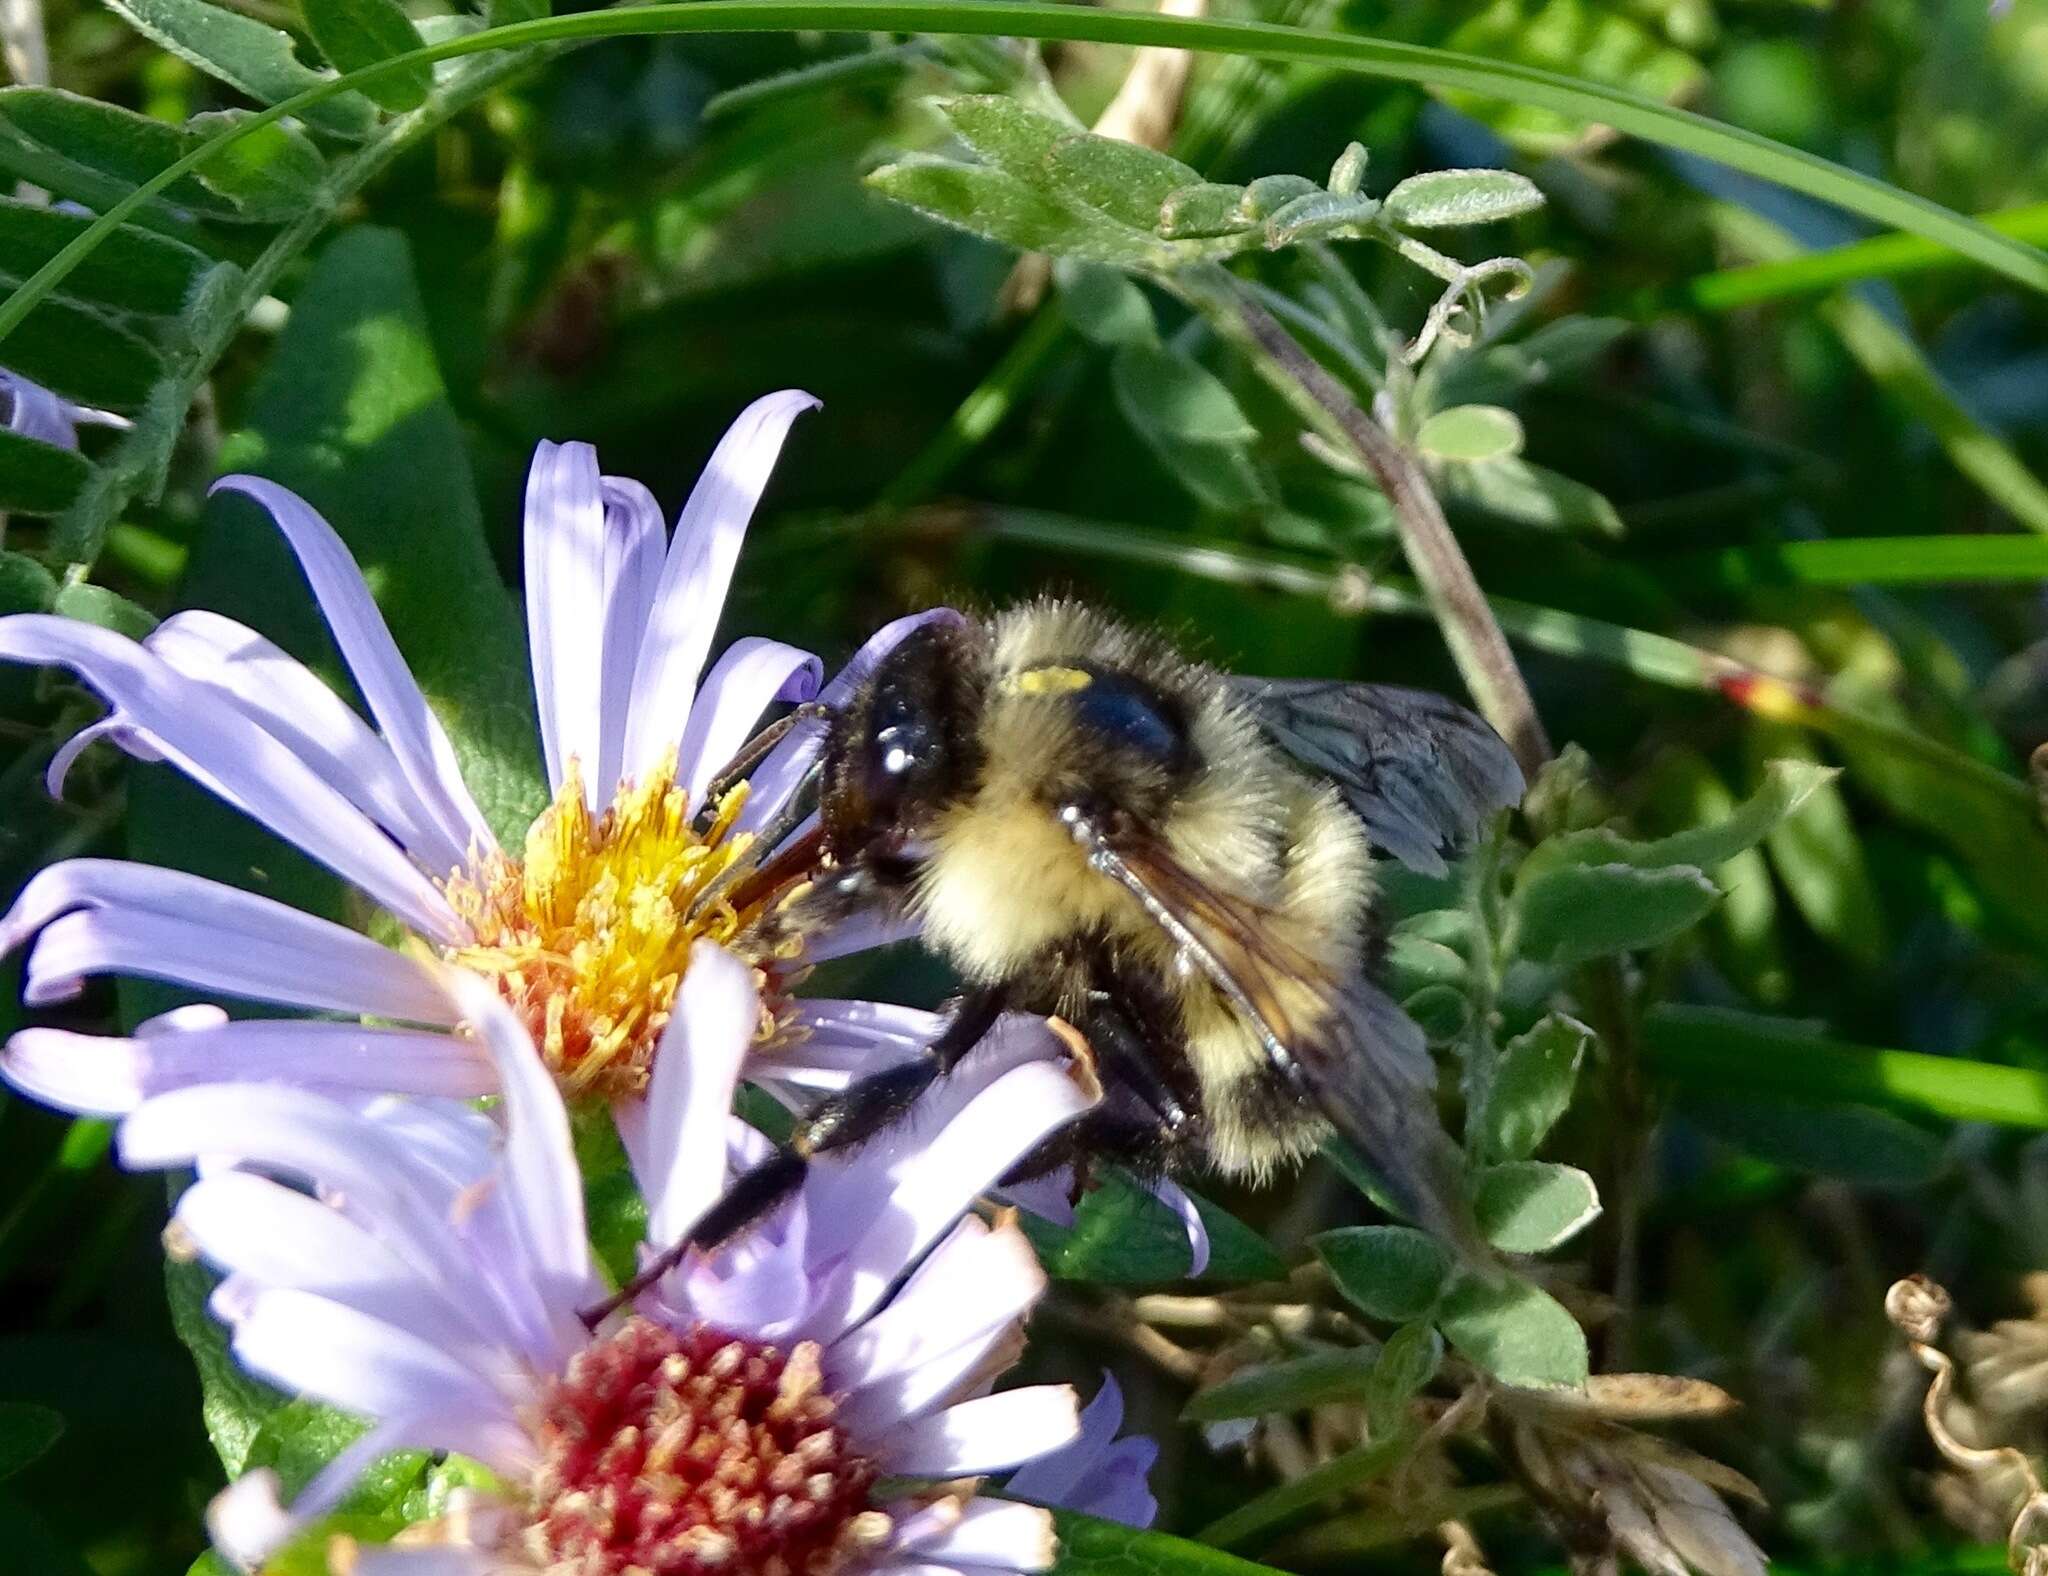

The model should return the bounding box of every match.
[4,1020,492,1116]
[812,1049,1096,1334]
[621,391,819,785]
[798,907,924,964]
[147,610,461,874]
[881,1385,1081,1477]
[636,942,759,1244]
[736,609,962,835]
[444,973,596,1334]
[894,1499,1059,1571]
[176,1173,478,1357]
[1009,1376,1157,1528]
[210,476,497,861]
[6,858,455,1023]
[230,1288,512,1440]
[994,1171,1075,1229]
[348,1550,501,1576]
[756,1001,937,1093]
[676,638,822,813]
[0,368,125,448]
[1145,1176,1210,1278]
[0,616,464,941]
[595,475,667,806]
[834,1216,1042,1395]
[840,1313,1024,1437]
[44,717,140,797]
[523,441,606,803]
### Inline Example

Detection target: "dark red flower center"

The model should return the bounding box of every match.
[525,1317,883,1576]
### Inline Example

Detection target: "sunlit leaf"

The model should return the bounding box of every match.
[1473,1161,1601,1252]
[1383,168,1544,227]
[104,0,377,139]
[1314,1225,1451,1322]
[1478,1013,1591,1163]
[1436,1273,1588,1388]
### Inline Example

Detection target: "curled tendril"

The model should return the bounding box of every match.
[1405,256,1537,366]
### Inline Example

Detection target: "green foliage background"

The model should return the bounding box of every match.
[1,0,2047,1570]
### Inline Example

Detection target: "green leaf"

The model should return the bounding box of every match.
[1478,1013,1591,1162]
[1416,403,1524,461]
[1157,181,1249,240]
[1748,731,1887,969]
[1052,1510,1299,1576]
[1054,261,1156,348]
[1436,1273,1588,1388]
[1182,1347,1380,1422]
[1682,1094,1945,1189]
[865,156,1155,265]
[0,198,207,315]
[0,88,233,224]
[0,295,162,409]
[1631,756,1839,873]
[103,0,378,139]
[0,1403,62,1483]
[185,110,328,216]
[166,1255,287,1475]
[1021,1172,1286,1284]
[302,0,432,110]
[51,580,157,639]
[0,546,58,611]
[1436,454,1622,536]
[0,430,92,515]
[1383,168,1544,227]
[1196,1435,1411,1548]
[1110,342,1268,510]
[940,93,1073,180]
[207,226,543,844]
[1509,861,1718,965]
[1043,130,1200,230]
[1680,532,2048,590]
[1366,1322,1442,1439]
[1314,1225,1451,1322]
[1474,1161,1601,1252]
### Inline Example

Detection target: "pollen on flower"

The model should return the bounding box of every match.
[525,1316,883,1576]
[440,754,795,1100]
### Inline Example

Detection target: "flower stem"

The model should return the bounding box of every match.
[1164,264,1550,776]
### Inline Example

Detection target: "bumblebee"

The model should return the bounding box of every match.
[592,600,1522,1316]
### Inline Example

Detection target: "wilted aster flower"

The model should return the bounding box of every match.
[123,955,1148,1574]
[0,366,130,450]
[0,392,942,1118]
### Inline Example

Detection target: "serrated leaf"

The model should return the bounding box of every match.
[0,199,208,315]
[1511,862,1718,964]
[1437,454,1622,536]
[867,157,1157,265]
[1366,1322,1442,1439]
[1417,404,1525,461]
[186,110,328,216]
[1314,1225,1451,1322]
[1474,1161,1601,1252]
[1479,1013,1591,1161]
[1054,260,1156,348]
[1020,1171,1285,1284]
[1383,168,1544,227]
[1436,1273,1588,1388]
[1182,1347,1379,1422]
[302,0,432,110]
[104,0,377,140]
[0,1403,62,1483]
[0,429,91,515]
[1044,130,1201,229]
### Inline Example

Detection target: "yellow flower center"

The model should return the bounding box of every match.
[440,753,797,1101]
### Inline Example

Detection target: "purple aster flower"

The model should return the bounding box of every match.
[0,392,944,1118]
[122,954,1134,1575]
[0,366,130,450]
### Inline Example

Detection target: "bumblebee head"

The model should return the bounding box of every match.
[820,621,986,858]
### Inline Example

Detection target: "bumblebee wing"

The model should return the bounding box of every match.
[1230,677,1524,876]
[1065,808,1481,1255]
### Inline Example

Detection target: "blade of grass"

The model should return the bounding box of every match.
[1671,534,2048,591]
[1646,1005,2048,1130]
[1711,204,2048,535]
[4,0,2048,350]
[1672,201,2048,313]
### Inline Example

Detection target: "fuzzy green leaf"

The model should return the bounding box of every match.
[1314,1225,1452,1322]
[1054,261,1156,348]
[939,93,1072,181]
[1383,167,1544,227]
[302,0,432,110]
[165,1256,287,1475]
[1111,342,1268,510]
[1022,1172,1286,1284]
[1474,1161,1601,1252]
[0,1403,63,1483]
[1417,403,1525,461]
[1182,1347,1380,1422]
[1510,861,1718,964]
[184,111,328,215]
[1366,1322,1442,1438]
[1478,1013,1591,1162]
[0,199,207,315]
[0,430,92,516]
[1052,1510,1300,1576]
[1043,131,1201,229]
[1436,1273,1588,1388]
[1437,454,1621,536]
[104,0,377,139]
[0,296,162,410]
[867,156,1157,264]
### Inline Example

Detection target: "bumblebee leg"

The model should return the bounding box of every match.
[577,985,1010,1328]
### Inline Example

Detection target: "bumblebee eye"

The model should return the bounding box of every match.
[1067,670,1193,775]
[859,692,939,813]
